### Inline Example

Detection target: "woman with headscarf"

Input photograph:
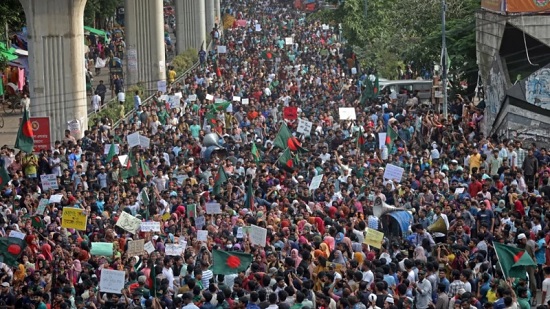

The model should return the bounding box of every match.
[290,248,302,268]
[41,243,53,261]
[324,236,335,251]
[320,242,331,258]
[332,250,347,265]
[413,246,427,262]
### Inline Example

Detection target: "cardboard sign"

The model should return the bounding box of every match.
[309,174,324,191]
[157,80,167,93]
[205,202,222,214]
[140,221,161,232]
[285,37,293,45]
[338,107,356,120]
[116,211,142,234]
[383,164,404,182]
[61,207,88,230]
[167,95,179,109]
[127,132,141,148]
[29,117,51,152]
[249,225,267,247]
[165,244,184,256]
[378,133,386,149]
[91,242,113,256]
[363,228,384,249]
[99,269,125,294]
[233,96,241,102]
[49,194,63,204]
[197,230,208,242]
[195,216,205,229]
[103,144,120,155]
[188,94,197,102]
[40,174,58,191]
[206,94,214,101]
[36,199,49,215]
[9,230,26,240]
[283,106,298,120]
[255,24,262,32]
[242,98,250,105]
[217,45,227,54]
[127,239,145,256]
[144,241,155,254]
[297,118,313,136]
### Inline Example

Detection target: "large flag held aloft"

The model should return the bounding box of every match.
[15,108,34,153]
[212,250,253,275]
[493,242,536,279]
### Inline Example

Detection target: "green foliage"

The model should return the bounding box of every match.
[312,0,479,95]
[0,0,25,39]
[171,48,199,74]
[88,84,143,129]
[84,0,123,29]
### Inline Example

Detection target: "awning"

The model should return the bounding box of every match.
[84,26,108,41]
[387,211,413,234]
[0,43,18,61]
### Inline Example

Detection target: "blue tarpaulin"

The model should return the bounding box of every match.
[388,211,413,234]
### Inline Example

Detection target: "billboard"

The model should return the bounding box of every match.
[482,0,550,13]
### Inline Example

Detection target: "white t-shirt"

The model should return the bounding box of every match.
[362,270,374,284]
[542,278,550,305]
[117,91,126,102]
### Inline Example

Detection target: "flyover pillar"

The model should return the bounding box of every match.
[214,0,221,32]
[125,0,166,90]
[19,0,88,142]
[175,0,207,54]
[206,0,216,36]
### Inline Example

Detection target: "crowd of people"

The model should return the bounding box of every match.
[1,1,549,309]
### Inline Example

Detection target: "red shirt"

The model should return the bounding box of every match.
[468,180,482,197]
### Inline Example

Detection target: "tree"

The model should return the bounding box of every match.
[309,0,479,96]
[84,0,123,29]
[0,0,25,43]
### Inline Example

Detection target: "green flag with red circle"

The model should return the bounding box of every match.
[212,250,253,275]
[15,108,34,153]
[0,237,27,267]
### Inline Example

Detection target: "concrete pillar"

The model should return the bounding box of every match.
[175,0,206,54]
[125,0,166,91]
[214,0,221,31]
[205,0,216,37]
[19,0,88,142]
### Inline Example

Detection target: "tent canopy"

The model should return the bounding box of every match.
[84,26,108,41]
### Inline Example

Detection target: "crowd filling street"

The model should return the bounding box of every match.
[0,1,549,309]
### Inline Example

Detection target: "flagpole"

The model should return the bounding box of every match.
[441,0,448,119]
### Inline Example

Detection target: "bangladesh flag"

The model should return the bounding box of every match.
[278,148,296,172]
[0,237,27,267]
[386,125,398,152]
[205,110,218,126]
[244,180,255,210]
[213,165,229,195]
[15,108,34,153]
[140,159,153,177]
[212,250,253,275]
[494,242,536,279]
[251,142,261,164]
[31,216,45,229]
[122,152,139,179]
[273,123,293,150]
[211,101,231,112]
[356,129,365,153]
[0,167,10,190]
[141,188,150,206]
[373,75,379,96]
[106,143,116,162]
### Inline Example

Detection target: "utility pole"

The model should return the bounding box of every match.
[441,0,448,119]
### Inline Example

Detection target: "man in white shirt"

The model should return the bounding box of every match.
[92,93,101,111]
[162,257,175,294]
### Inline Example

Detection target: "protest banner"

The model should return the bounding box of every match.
[205,202,222,214]
[40,174,58,191]
[309,174,323,191]
[99,269,125,293]
[140,222,161,232]
[91,242,113,256]
[36,199,49,215]
[297,119,313,136]
[115,212,142,234]
[61,207,88,230]
[363,228,384,249]
[383,164,404,182]
[249,225,267,247]
[144,241,155,254]
[127,239,145,256]
[338,107,356,120]
[165,244,184,256]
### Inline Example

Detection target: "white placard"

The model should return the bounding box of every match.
[383,164,404,182]
[103,144,120,155]
[338,107,356,120]
[297,119,313,136]
[195,216,206,229]
[197,230,208,242]
[309,174,324,191]
[322,24,330,30]
[167,95,179,109]
[163,152,170,166]
[378,133,386,149]
[157,80,167,93]
[233,96,241,102]
[455,187,465,194]
[205,202,222,214]
[285,37,293,45]
[100,269,125,294]
[40,174,59,191]
[351,67,357,75]
[188,94,197,102]
[118,155,128,166]
[249,225,267,247]
[206,94,214,101]
[9,230,26,240]
[236,227,244,238]
[165,244,184,256]
[217,45,227,54]
[140,221,161,232]
[49,194,63,204]
[180,239,187,252]
[127,239,145,256]
[115,211,142,234]
[255,24,262,32]
[139,136,151,149]
[144,241,155,254]
[127,132,141,148]
[242,98,249,105]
